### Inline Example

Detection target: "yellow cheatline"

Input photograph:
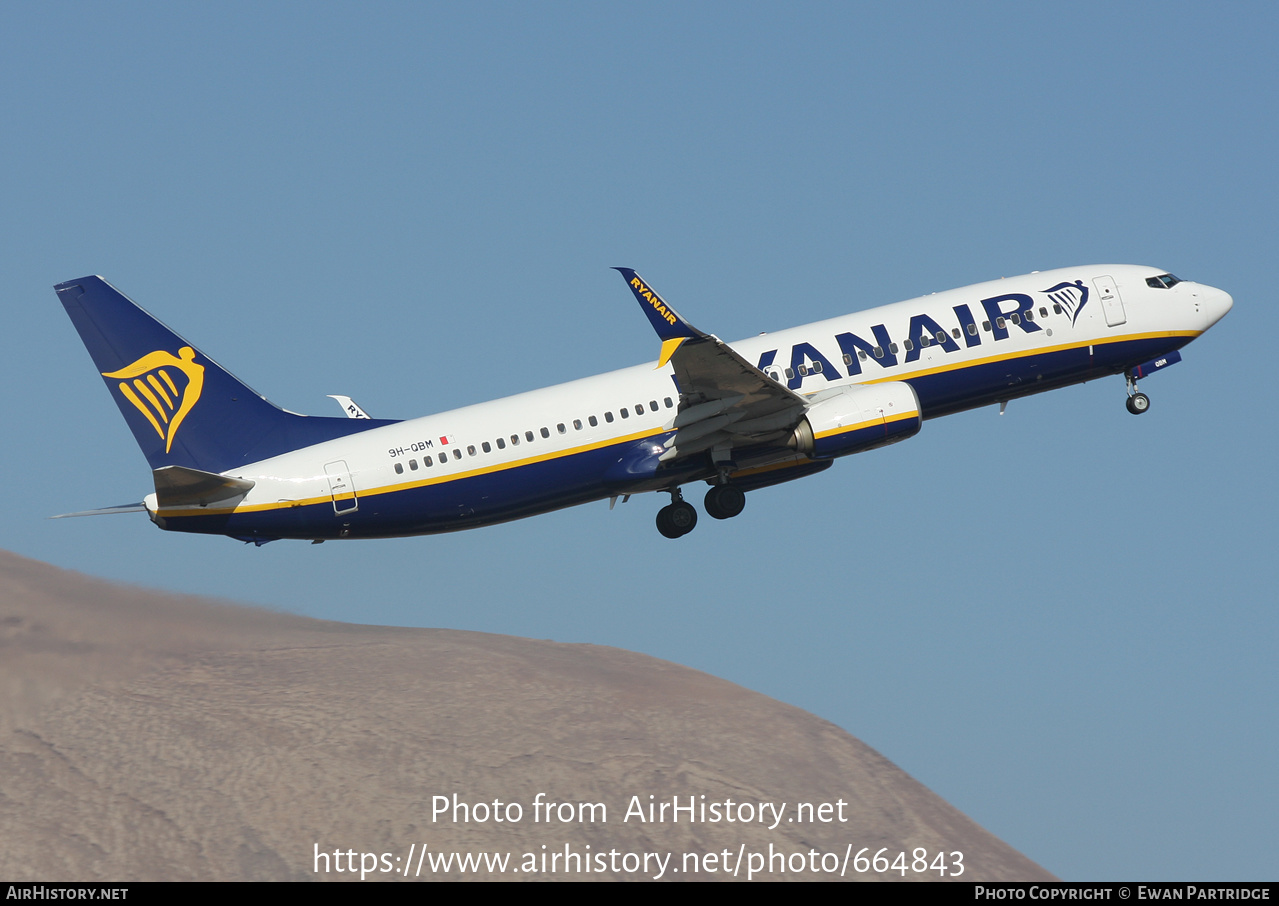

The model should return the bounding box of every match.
[156,331,1199,516]
[862,330,1199,386]
[158,427,669,518]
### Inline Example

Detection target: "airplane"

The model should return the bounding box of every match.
[53,264,1232,542]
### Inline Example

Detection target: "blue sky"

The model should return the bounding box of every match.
[3,1,1276,880]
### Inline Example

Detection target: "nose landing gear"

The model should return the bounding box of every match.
[1125,371,1150,415]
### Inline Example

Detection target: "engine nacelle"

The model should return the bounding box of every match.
[791,381,922,459]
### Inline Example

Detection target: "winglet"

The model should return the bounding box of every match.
[327,394,371,419]
[613,268,708,369]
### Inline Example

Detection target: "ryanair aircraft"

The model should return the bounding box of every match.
[54,265,1232,542]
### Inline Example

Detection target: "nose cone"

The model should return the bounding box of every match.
[1200,284,1234,329]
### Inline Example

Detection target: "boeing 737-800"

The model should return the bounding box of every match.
[54,265,1232,541]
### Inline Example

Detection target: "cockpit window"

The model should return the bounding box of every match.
[1146,274,1182,289]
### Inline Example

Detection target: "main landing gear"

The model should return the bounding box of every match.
[1125,371,1150,415]
[656,488,698,539]
[655,484,747,538]
[704,483,746,520]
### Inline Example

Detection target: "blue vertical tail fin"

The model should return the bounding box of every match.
[55,276,398,473]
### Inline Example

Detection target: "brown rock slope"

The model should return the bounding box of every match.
[0,550,1053,881]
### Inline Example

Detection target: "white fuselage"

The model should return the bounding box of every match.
[149,265,1232,539]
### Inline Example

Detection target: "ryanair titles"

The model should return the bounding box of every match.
[630,276,678,327]
[756,281,1089,391]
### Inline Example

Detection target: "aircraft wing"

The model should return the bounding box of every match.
[614,268,806,461]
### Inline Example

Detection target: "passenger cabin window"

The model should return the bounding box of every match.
[650,400,658,410]
[497,437,506,449]
[889,343,899,354]
[605,412,614,423]
[540,427,549,438]
[621,408,629,419]
[842,353,853,366]
[394,462,404,474]
[784,367,795,378]
[1039,307,1048,318]
[409,459,419,470]
[873,347,883,358]
[573,419,582,430]
[511,435,520,446]
[635,403,645,414]
[425,457,433,468]
[452,449,462,460]
[903,340,915,352]
[525,431,535,442]
[982,321,991,331]
[467,445,476,456]
[1053,304,1062,314]
[482,441,491,453]
[589,415,598,427]
[664,397,674,408]
[968,323,978,336]
[557,423,566,434]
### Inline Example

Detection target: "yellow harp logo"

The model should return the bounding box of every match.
[102,347,205,453]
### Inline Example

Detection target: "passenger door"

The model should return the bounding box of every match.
[324,460,359,515]
[1093,275,1127,327]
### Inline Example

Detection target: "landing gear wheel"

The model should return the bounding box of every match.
[704,484,746,520]
[656,501,698,538]
[656,506,677,538]
[1126,392,1150,415]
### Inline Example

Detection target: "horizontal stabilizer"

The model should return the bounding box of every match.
[50,502,147,519]
[153,465,255,509]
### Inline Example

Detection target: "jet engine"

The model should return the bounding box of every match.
[790,381,922,459]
